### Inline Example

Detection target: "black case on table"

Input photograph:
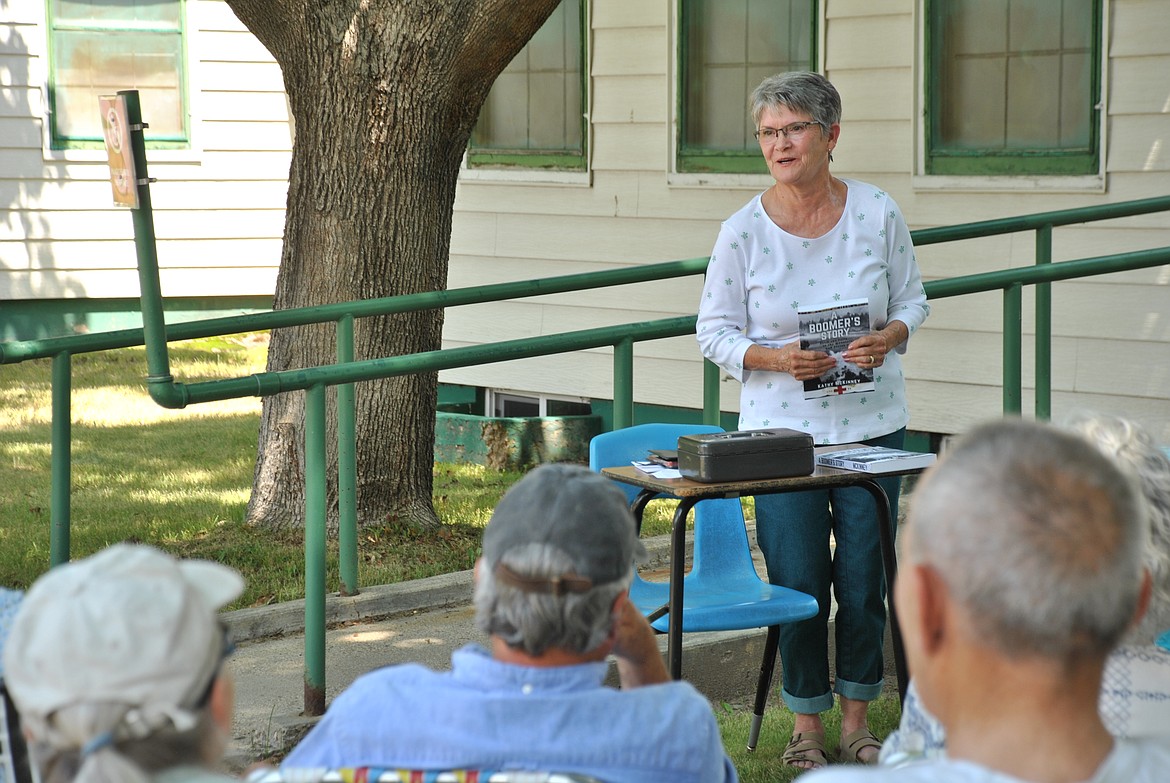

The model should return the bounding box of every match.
[676,428,815,483]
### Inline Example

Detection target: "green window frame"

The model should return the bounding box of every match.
[46,0,189,150]
[468,0,586,171]
[925,0,1102,176]
[678,0,818,174]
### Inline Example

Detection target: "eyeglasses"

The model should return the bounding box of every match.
[194,621,237,708]
[754,121,824,143]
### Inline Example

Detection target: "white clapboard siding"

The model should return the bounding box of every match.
[455,170,642,218]
[1107,117,1170,173]
[0,0,288,303]
[0,266,277,298]
[446,256,704,311]
[198,60,287,95]
[198,91,290,123]
[830,70,913,121]
[590,123,665,171]
[589,26,664,77]
[4,0,1168,440]
[592,0,663,28]
[1109,3,1170,57]
[591,75,666,124]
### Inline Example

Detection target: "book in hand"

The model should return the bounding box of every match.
[798,298,875,400]
[816,446,936,474]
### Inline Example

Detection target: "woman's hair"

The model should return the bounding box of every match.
[750,71,842,128]
[29,698,222,783]
[1064,413,1170,644]
[475,542,631,657]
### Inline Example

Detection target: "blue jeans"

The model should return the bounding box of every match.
[755,428,905,715]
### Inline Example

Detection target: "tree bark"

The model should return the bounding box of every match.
[226,0,561,530]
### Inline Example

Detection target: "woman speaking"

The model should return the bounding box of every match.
[696,71,929,770]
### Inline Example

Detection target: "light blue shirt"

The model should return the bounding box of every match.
[0,588,23,680]
[284,644,737,783]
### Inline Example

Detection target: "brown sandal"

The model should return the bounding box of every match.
[838,728,882,764]
[782,730,829,770]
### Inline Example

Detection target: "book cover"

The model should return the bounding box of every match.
[816,446,936,474]
[798,298,874,399]
[647,449,678,467]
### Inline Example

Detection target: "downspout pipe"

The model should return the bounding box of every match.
[119,90,187,409]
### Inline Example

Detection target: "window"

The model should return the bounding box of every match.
[926,0,1101,176]
[678,0,817,174]
[488,390,591,418]
[47,0,188,149]
[468,0,585,170]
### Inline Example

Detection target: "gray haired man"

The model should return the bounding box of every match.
[284,463,737,782]
[807,418,1170,782]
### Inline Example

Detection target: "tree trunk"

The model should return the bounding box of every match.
[226,0,560,530]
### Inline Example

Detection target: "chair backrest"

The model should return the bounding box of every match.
[588,423,756,578]
[1,685,40,783]
[0,687,17,783]
[251,770,606,783]
[587,423,721,506]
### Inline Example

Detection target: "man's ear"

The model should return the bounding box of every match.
[1131,568,1153,629]
[605,589,631,640]
[911,563,950,656]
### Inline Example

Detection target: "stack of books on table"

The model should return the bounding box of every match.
[631,449,682,479]
[815,446,936,474]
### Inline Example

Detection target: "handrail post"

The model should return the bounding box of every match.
[1003,284,1023,415]
[336,316,358,596]
[613,337,634,429]
[303,383,328,716]
[1034,224,1053,420]
[50,352,72,567]
[703,359,721,426]
[120,90,173,393]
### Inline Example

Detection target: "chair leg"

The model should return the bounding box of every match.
[747,625,782,752]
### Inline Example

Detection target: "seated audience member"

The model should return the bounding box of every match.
[2,588,31,783]
[881,415,1170,766]
[3,544,244,783]
[807,418,1170,782]
[283,463,738,782]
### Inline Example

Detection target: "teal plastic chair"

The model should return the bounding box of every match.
[589,423,819,749]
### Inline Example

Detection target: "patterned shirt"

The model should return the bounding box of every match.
[697,179,929,443]
[0,589,23,680]
[880,645,1170,767]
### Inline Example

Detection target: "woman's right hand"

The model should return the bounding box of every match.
[745,342,835,381]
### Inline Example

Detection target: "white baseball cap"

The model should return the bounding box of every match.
[2,543,244,746]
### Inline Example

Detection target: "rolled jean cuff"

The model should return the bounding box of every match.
[781,688,835,715]
[835,676,884,703]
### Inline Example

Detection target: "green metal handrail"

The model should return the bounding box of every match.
[911,193,1170,418]
[6,89,1168,714]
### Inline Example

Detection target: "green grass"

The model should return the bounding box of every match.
[0,333,683,607]
[0,334,532,606]
[1,333,902,778]
[718,693,902,782]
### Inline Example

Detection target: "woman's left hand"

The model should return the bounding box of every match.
[844,336,888,369]
[845,321,909,369]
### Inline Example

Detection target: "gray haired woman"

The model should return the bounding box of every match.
[3,544,243,783]
[696,71,929,769]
